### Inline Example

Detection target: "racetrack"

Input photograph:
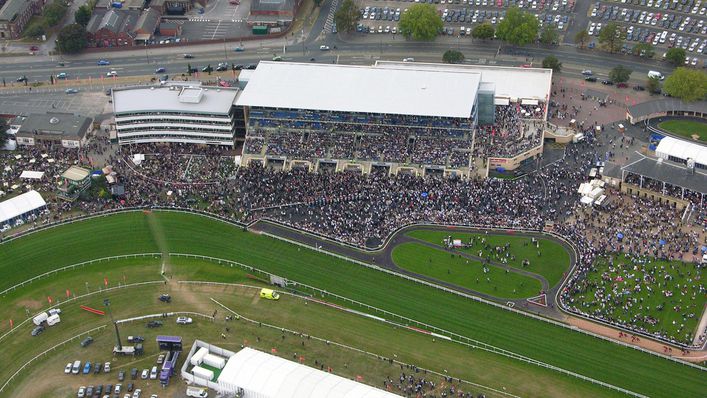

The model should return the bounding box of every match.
[1,210,705,398]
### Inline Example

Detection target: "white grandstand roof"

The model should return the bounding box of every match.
[217,347,399,398]
[236,62,481,118]
[655,136,707,165]
[113,84,239,115]
[0,190,46,225]
[375,61,552,101]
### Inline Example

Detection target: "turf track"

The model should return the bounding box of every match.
[1,211,705,398]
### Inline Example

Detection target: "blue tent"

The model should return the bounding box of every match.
[617,233,624,241]
[496,167,506,173]
[701,246,707,253]
[421,192,428,198]
[659,239,666,246]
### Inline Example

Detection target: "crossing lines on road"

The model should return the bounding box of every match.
[323,0,341,32]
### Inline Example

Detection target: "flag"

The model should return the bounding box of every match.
[47,296,52,304]
[66,289,70,298]
[299,356,305,363]
[271,348,277,354]
[10,319,13,328]
[104,277,108,287]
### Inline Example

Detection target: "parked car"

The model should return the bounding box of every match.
[104,362,111,372]
[81,336,93,347]
[118,370,126,381]
[130,368,138,380]
[616,82,629,88]
[584,76,597,82]
[77,386,86,398]
[146,320,163,328]
[159,294,171,303]
[127,382,134,392]
[97,59,111,65]
[581,69,593,75]
[176,316,193,325]
[65,88,79,94]
[83,361,92,374]
[114,384,122,395]
[127,336,144,343]
[29,45,39,51]
[31,325,44,336]
[157,354,165,364]
[149,366,158,379]
[85,386,94,397]
[601,79,614,85]
[93,362,102,374]
[132,389,142,398]
[65,363,73,374]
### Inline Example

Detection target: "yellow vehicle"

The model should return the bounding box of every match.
[260,288,280,300]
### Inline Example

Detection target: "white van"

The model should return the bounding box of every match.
[648,70,665,80]
[186,386,208,398]
[72,360,81,374]
[32,312,48,326]
[46,314,60,326]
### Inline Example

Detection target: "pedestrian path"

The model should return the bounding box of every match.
[323,0,341,33]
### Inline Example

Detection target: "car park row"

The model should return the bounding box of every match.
[68,360,162,398]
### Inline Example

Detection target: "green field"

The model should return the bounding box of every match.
[0,211,705,398]
[565,254,705,345]
[406,230,570,288]
[392,242,543,298]
[658,120,707,141]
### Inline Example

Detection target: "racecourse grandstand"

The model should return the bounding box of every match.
[236,62,552,177]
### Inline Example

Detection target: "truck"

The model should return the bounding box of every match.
[46,314,61,326]
[32,312,48,326]
[647,70,665,80]
[186,386,208,398]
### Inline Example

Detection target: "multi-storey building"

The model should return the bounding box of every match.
[112,83,244,147]
[0,0,45,39]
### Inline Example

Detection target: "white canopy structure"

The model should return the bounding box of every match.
[217,348,399,398]
[655,136,707,167]
[0,190,46,226]
[19,171,44,180]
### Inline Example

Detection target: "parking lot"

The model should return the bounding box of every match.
[162,0,253,42]
[586,0,706,67]
[352,0,576,39]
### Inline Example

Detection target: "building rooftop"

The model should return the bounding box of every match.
[95,0,145,9]
[251,0,296,13]
[86,9,139,34]
[133,7,160,34]
[61,166,90,182]
[623,156,707,195]
[236,62,481,119]
[16,113,92,139]
[0,0,32,22]
[113,84,240,115]
[627,98,707,120]
[655,136,707,165]
[375,61,553,101]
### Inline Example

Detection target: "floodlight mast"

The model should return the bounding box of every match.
[104,298,122,350]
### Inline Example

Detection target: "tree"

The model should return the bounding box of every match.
[665,48,686,67]
[313,0,323,6]
[443,49,465,64]
[44,0,68,27]
[75,5,91,27]
[647,76,661,94]
[56,24,87,54]
[495,6,539,46]
[598,22,624,53]
[663,68,707,102]
[471,23,494,40]
[539,24,558,45]
[542,55,562,72]
[333,0,359,34]
[574,29,590,49]
[632,43,654,58]
[399,4,442,40]
[0,118,8,149]
[23,22,46,38]
[609,65,632,83]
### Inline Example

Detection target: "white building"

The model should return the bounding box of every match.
[112,83,243,147]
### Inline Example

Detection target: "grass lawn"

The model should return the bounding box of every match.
[565,254,705,345]
[658,120,707,142]
[391,242,542,298]
[407,230,570,288]
[1,211,705,398]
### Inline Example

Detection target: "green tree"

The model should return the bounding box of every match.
[313,0,322,6]
[187,63,192,76]
[542,55,562,72]
[23,22,46,38]
[495,6,539,46]
[646,76,661,94]
[399,4,443,41]
[74,5,92,27]
[598,22,624,53]
[539,24,558,45]
[333,0,360,33]
[471,23,494,40]
[632,43,654,58]
[443,49,465,64]
[0,118,8,149]
[609,65,632,83]
[665,48,686,67]
[44,0,68,27]
[574,29,590,49]
[663,68,707,102]
[56,24,87,54]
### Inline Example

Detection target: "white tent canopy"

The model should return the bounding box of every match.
[0,190,46,225]
[20,171,44,180]
[217,348,398,398]
[655,136,707,166]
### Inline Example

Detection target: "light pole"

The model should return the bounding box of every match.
[104,298,122,350]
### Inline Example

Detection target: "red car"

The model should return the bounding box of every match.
[29,45,39,51]
[616,82,629,88]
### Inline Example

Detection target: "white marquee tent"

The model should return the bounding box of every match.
[655,136,707,167]
[0,190,47,226]
[217,348,399,398]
